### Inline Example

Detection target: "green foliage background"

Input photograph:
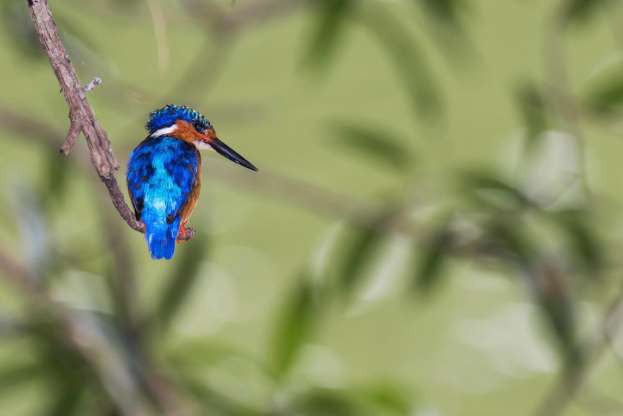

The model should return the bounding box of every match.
[1,0,623,415]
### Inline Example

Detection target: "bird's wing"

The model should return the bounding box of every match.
[161,146,200,223]
[127,138,154,221]
[127,137,199,223]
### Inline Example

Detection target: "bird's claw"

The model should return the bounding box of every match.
[177,225,195,242]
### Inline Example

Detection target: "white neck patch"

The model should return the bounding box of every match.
[150,124,178,138]
[193,140,212,150]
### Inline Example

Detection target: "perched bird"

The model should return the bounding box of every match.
[127,104,257,260]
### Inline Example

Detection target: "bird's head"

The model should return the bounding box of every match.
[146,104,257,171]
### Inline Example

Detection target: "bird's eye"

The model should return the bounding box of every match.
[193,122,204,132]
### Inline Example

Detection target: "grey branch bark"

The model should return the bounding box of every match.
[26,0,145,234]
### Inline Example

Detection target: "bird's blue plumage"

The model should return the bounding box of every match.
[127,136,200,260]
[146,104,213,134]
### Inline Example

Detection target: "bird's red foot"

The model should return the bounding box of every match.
[177,225,195,242]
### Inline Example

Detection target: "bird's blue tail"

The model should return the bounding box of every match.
[144,215,180,260]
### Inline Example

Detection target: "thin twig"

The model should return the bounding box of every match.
[61,113,81,155]
[26,0,145,235]
[84,76,103,93]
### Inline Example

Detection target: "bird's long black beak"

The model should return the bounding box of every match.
[209,138,258,172]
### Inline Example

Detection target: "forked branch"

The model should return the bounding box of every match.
[26,0,145,234]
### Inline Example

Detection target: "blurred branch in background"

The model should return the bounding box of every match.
[543,1,590,197]
[0,241,183,415]
[536,281,623,416]
[180,0,311,36]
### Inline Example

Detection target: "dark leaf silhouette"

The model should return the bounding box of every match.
[413,220,453,293]
[153,233,209,330]
[45,385,85,416]
[562,0,615,24]
[41,152,71,208]
[270,276,318,378]
[292,388,359,416]
[331,121,412,172]
[462,170,533,210]
[482,219,533,265]
[180,375,261,416]
[358,4,442,119]
[515,82,549,148]
[304,0,353,67]
[336,211,395,293]
[358,383,412,414]
[584,70,623,117]
[0,361,40,396]
[552,209,604,277]
[414,0,466,28]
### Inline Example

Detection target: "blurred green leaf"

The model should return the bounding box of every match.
[180,375,261,416]
[413,220,453,293]
[482,219,533,265]
[331,121,412,172]
[41,152,71,209]
[336,212,395,293]
[304,0,353,68]
[357,383,412,415]
[166,338,270,387]
[270,276,318,378]
[462,170,533,210]
[0,361,41,396]
[45,385,84,416]
[583,70,623,117]
[552,209,604,277]
[562,0,615,24]
[153,234,208,330]
[515,82,549,148]
[292,388,359,416]
[31,320,92,385]
[414,0,466,28]
[359,5,442,119]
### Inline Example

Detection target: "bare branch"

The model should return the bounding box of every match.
[26,0,145,234]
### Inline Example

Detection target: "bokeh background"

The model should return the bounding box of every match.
[2,0,623,415]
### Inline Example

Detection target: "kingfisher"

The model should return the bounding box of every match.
[127,104,257,260]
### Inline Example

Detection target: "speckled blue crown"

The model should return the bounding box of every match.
[146,104,213,134]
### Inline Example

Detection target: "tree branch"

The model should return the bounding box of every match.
[26,0,145,234]
[534,280,623,416]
